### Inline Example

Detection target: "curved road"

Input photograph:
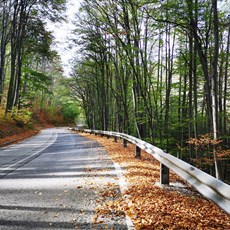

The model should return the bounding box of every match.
[0,128,129,230]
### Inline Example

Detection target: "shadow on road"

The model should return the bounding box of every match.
[0,130,128,230]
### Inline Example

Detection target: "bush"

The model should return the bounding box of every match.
[10,107,33,127]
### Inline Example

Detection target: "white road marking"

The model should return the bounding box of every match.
[0,132,58,177]
[113,162,135,230]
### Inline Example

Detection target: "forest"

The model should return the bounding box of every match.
[0,0,79,127]
[70,0,230,182]
[0,0,229,182]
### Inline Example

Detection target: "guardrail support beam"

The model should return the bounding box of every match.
[123,139,127,148]
[160,163,169,184]
[135,146,141,158]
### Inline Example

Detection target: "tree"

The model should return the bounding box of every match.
[0,0,12,104]
[4,0,66,112]
[72,0,230,181]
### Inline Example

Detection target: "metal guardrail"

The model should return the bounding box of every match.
[74,128,230,215]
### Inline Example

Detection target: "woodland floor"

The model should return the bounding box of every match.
[1,122,229,229]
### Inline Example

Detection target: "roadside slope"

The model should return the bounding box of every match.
[0,110,54,147]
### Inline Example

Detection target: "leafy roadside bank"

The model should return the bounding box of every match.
[0,129,39,147]
[78,132,230,230]
[0,108,74,146]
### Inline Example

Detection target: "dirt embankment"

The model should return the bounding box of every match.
[0,110,53,146]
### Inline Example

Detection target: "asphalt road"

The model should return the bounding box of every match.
[0,128,129,230]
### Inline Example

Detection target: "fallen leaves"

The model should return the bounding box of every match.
[0,124,38,145]
[91,178,128,227]
[80,132,230,230]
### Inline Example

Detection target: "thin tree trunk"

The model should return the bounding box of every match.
[211,0,220,179]
[223,24,230,137]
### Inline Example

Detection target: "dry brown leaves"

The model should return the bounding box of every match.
[0,129,39,146]
[79,133,230,230]
[93,182,125,224]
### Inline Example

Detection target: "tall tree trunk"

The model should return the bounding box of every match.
[193,0,198,139]
[188,28,194,159]
[223,24,230,139]
[0,0,11,104]
[164,24,175,151]
[211,0,220,179]
[6,0,27,112]
[6,1,18,112]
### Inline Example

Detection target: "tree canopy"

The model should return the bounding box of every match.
[70,0,230,181]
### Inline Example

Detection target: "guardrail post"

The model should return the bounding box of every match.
[114,137,118,142]
[123,139,127,148]
[160,163,169,184]
[135,146,141,158]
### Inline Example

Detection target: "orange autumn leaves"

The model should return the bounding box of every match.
[79,133,230,229]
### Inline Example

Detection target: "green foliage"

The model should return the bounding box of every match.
[25,18,56,60]
[20,68,53,107]
[23,68,52,90]
[10,107,33,127]
[62,102,80,123]
[0,106,35,139]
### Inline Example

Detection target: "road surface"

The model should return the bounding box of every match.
[0,128,129,230]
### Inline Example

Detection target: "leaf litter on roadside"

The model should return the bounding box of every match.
[93,181,126,225]
[79,132,230,230]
